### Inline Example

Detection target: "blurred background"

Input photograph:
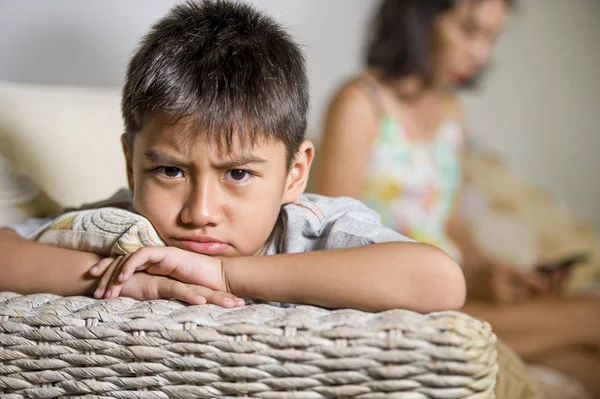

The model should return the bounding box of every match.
[0,0,599,233]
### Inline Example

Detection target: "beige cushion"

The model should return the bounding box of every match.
[471,211,539,272]
[0,155,62,225]
[0,80,127,208]
[464,150,600,292]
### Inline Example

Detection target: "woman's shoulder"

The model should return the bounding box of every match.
[324,75,380,121]
[331,75,373,104]
[327,74,386,122]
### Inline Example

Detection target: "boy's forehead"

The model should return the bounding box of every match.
[138,113,285,160]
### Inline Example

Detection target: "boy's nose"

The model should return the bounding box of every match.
[180,181,223,227]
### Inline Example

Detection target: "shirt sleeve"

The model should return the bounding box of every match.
[272,194,413,254]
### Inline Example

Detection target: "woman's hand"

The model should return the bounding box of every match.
[536,267,571,297]
[468,260,546,304]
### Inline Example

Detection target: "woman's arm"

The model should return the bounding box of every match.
[0,228,100,295]
[464,297,600,358]
[443,98,545,303]
[314,80,379,199]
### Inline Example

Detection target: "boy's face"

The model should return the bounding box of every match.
[123,113,313,257]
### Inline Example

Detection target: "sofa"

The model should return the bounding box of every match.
[0,80,552,398]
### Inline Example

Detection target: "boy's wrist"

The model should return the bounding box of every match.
[220,256,234,295]
[220,256,251,298]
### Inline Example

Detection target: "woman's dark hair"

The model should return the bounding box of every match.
[365,0,514,88]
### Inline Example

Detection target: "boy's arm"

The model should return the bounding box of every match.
[93,195,466,312]
[0,228,241,306]
[225,242,466,313]
[93,241,464,312]
[0,228,99,296]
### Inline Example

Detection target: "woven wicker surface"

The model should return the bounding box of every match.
[0,292,497,398]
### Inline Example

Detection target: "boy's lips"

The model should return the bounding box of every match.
[174,236,229,255]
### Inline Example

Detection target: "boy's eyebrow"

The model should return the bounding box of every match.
[143,150,189,166]
[213,154,268,169]
[143,150,268,169]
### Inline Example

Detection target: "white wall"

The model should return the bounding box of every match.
[0,0,599,231]
[460,0,600,232]
[0,0,372,138]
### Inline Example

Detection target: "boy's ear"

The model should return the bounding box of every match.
[282,140,314,204]
[120,134,135,192]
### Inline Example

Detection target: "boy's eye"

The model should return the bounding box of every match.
[156,166,183,178]
[224,169,252,182]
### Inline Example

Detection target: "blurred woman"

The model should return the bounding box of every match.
[314,1,600,396]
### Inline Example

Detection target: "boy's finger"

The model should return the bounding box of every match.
[106,281,126,299]
[205,291,244,308]
[116,252,138,282]
[162,280,207,305]
[118,248,170,282]
[114,254,131,284]
[94,258,119,298]
[97,256,123,298]
[89,257,114,277]
[234,298,245,307]
[106,256,129,298]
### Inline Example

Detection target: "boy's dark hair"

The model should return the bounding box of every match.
[122,0,308,167]
[365,0,514,90]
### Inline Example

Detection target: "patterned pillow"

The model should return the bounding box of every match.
[29,207,165,257]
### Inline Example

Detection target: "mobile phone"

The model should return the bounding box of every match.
[535,253,589,274]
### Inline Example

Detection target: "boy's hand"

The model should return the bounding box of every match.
[119,272,240,306]
[89,247,244,308]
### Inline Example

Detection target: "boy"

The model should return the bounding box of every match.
[0,0,465,313]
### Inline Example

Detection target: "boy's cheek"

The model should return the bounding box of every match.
[132,187,172,228]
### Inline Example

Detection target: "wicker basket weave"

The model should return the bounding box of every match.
[0,292,497,398]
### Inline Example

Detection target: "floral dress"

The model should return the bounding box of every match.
[361,84,464,261]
